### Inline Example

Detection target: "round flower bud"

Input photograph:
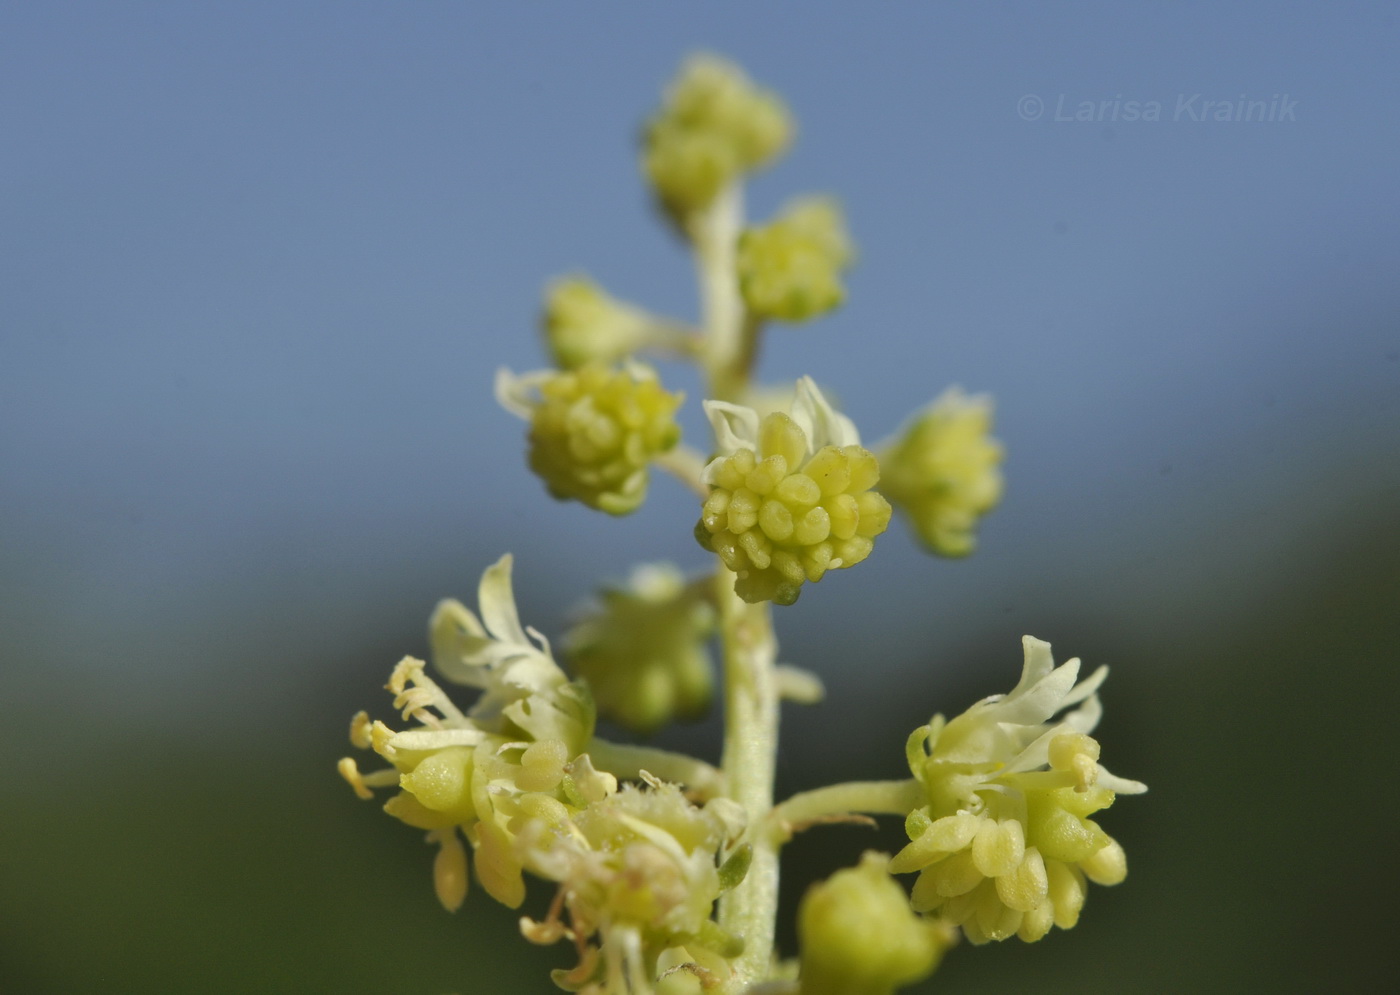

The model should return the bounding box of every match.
[643,54,794,218]
[563,563,716,734]
[496,363,684,515]
[696,381,891,605]
[738,197,853,322]
[798,852,952,995]
[878,387,1003,557]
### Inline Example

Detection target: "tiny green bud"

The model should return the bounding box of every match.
[496,362,684,515]
[798,852,952,995]
[738,197,853,322]
[717,842,753,892]
[879,387,1003,556]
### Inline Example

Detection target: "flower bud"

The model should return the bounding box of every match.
[697,379,891,605]
[798,852,952,995]
[878,387,1003,557]
[563,563,715,734]
[738,197,853,322]
[497,363,684,515]
[643,54,794,218]
[542,276,669,370]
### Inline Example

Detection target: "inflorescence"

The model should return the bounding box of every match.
[339,53,1142,995]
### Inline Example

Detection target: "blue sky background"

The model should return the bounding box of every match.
[3,4,1397,991]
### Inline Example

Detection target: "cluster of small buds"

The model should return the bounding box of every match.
[738,197,853,323]
[892,637,1145,944]
[797,852,954,995]
[543,276,692,371]
[562,563,716,735]
[878,387,1004,556]
[696,378,892,605]
[496,362,684,515]
[642,54,793,220]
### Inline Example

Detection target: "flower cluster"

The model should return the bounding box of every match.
[878,387,1003,556]
[497,362,684,515]
[343,52,1147,995]
[738,197,853,323]
[695,378,891,605]
[562,563,716,735]
[891,637,1146,944]
[339,557,746,992]
[642,54,793,220]
[523,780,749,993]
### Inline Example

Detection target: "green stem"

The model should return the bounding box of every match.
[689,184,784,989]
[767,779,925,836]
[652,444,709,498]
[715,572,781,986]
[692,184,749,402]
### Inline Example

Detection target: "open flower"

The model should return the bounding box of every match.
[695,378,892,605]
[891,637,1145,944]
[520,780,748,993]
[338,555,599,911]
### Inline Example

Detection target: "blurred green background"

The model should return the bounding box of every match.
[4,4,1398,992]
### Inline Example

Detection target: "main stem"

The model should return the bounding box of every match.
[716,577,780,984]
[692,185,783,987]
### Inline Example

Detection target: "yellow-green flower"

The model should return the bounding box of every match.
[738,197,853,322]
[878,387,1003,556]
[520,780,747,993]
[643,54,794,219]
[337,555,598,911]
[695,378,891,605]
[496,362,684,515]
[891,637,1145,944]
[562,563,716,735]
[798,852,953,995]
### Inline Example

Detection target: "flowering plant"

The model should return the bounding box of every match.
[339,54,1143,994]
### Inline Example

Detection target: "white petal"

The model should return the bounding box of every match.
[1060,665,1109,710]
[1096,768,1148,794]
[478,554,529,646]
[1061,693,1103,734]
[994,658,1081,726]
[493,367,546,420]
[1010,637,1057,696]
[703,399,760,456]
[792,376,860,449]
